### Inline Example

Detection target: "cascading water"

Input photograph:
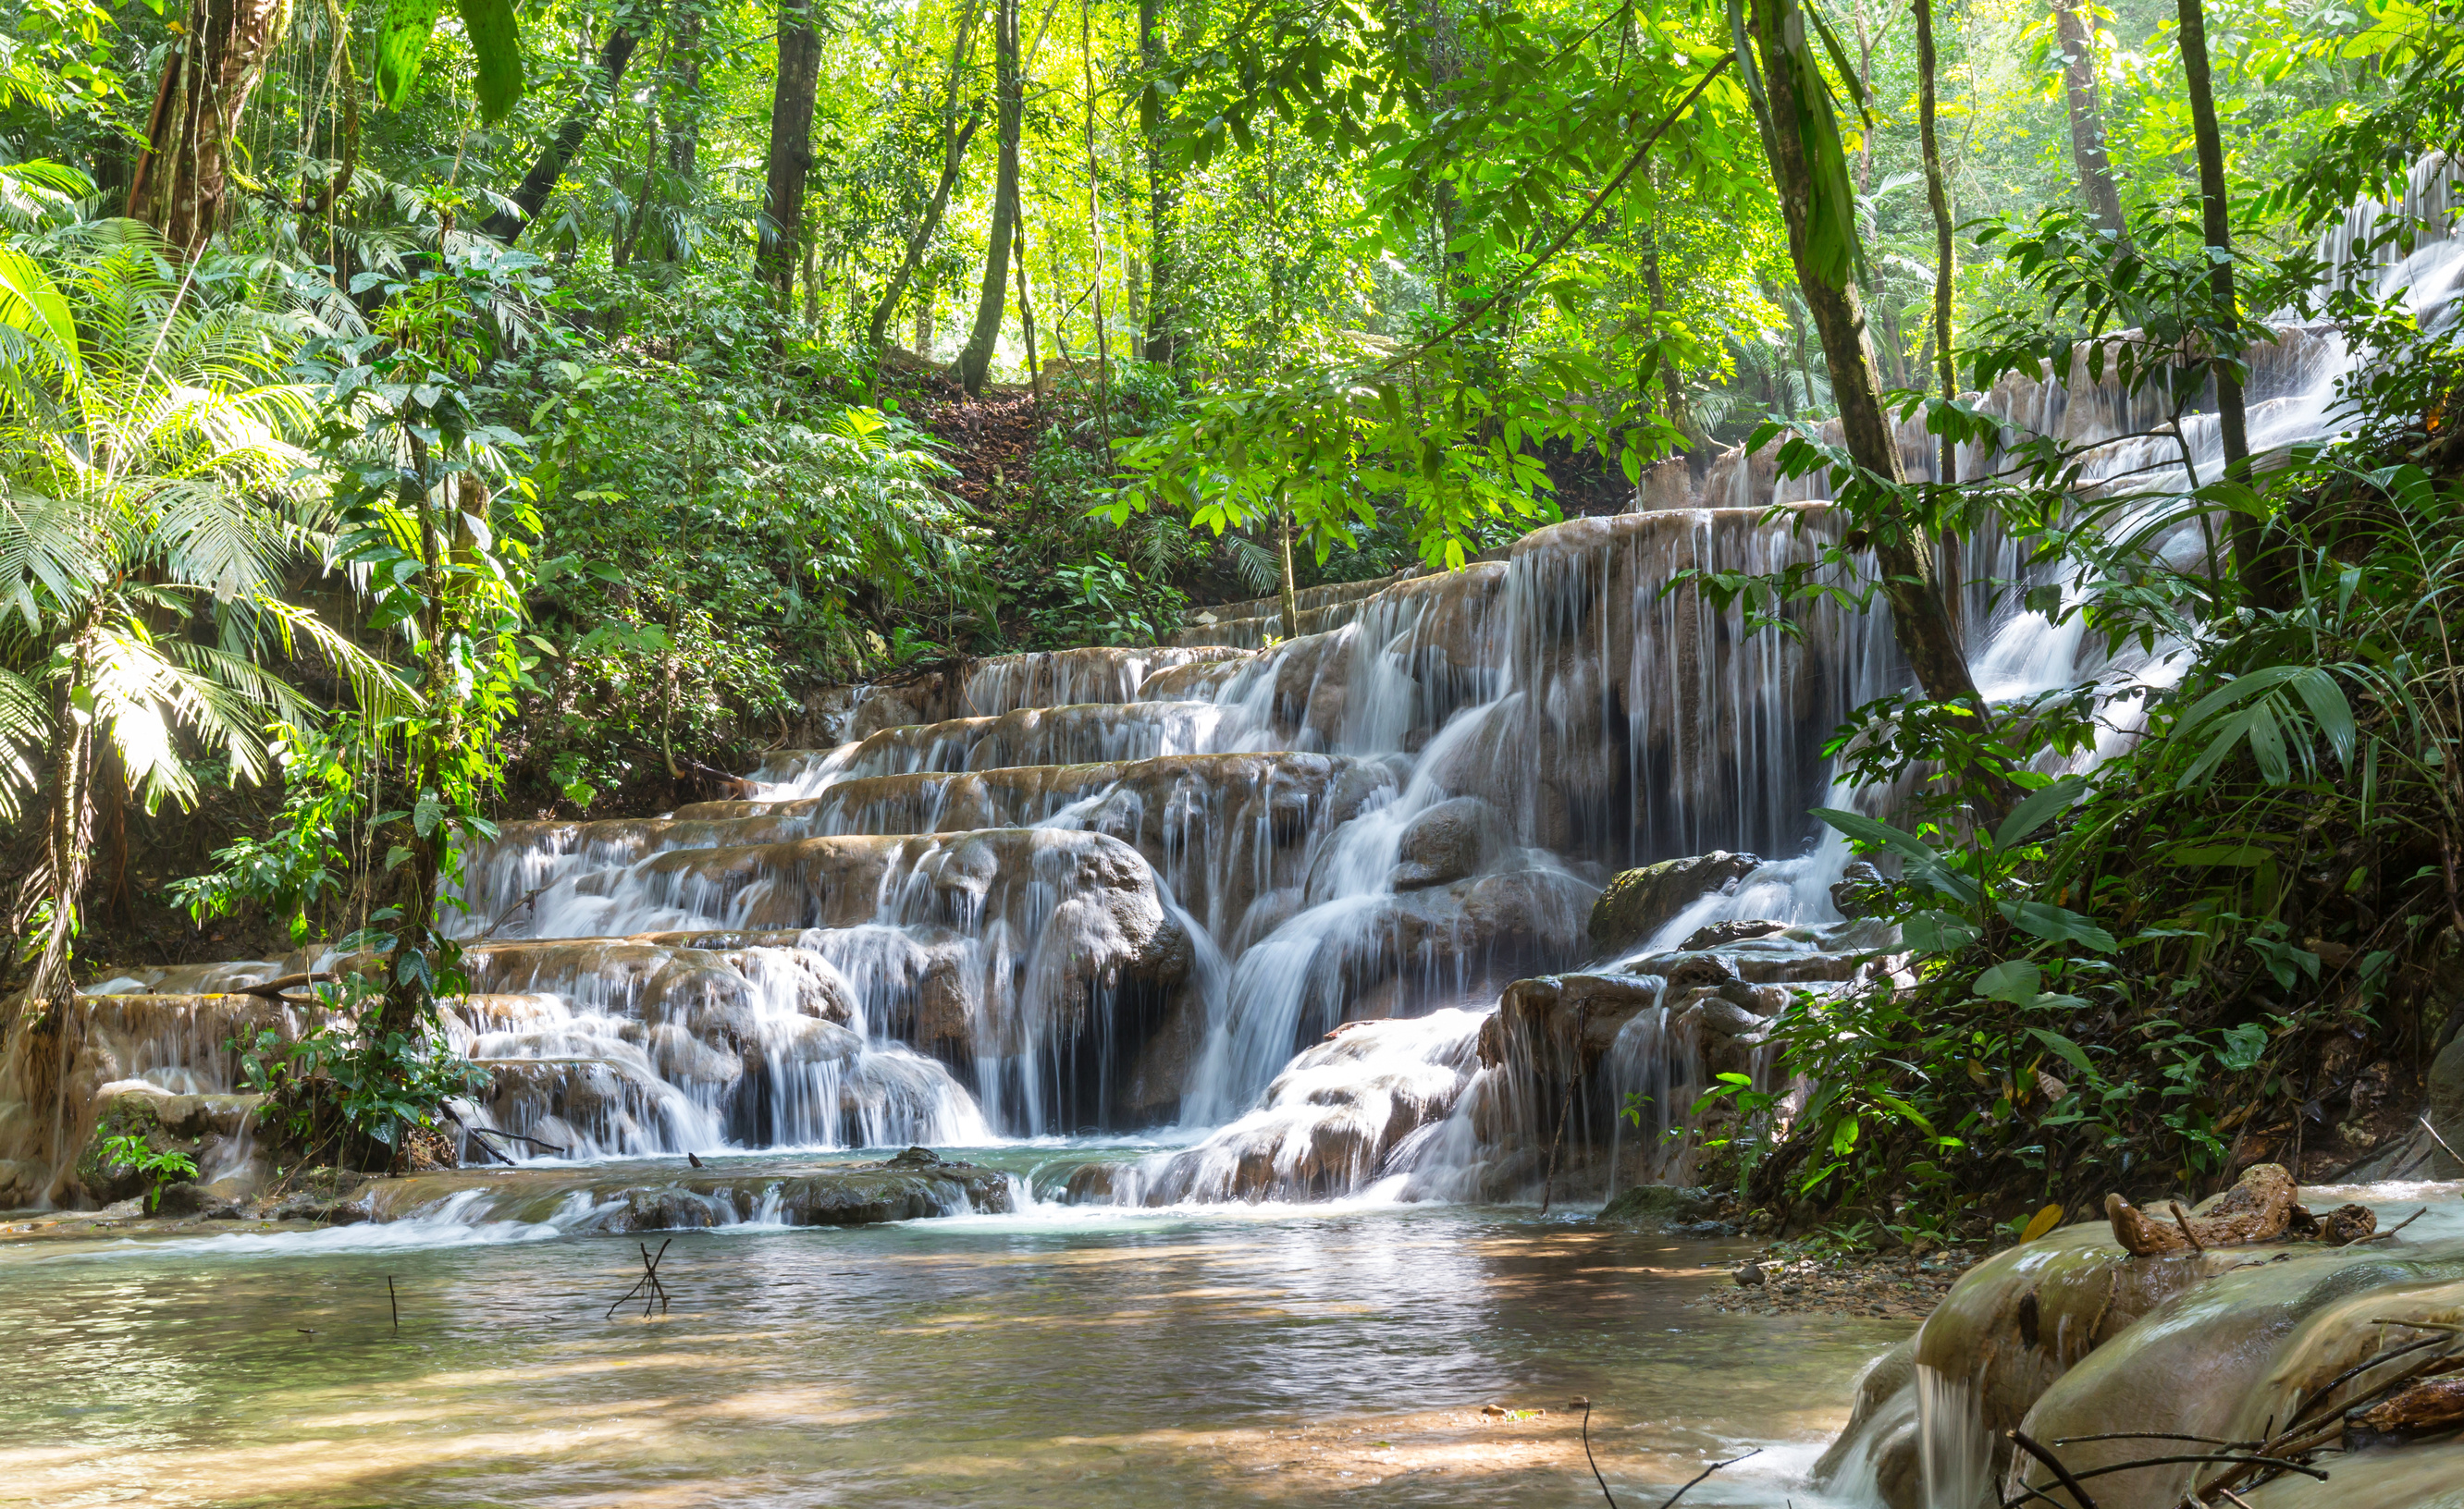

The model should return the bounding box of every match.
[6,161,2458,1224]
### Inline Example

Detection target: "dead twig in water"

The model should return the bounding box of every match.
[2051,1432,2250,1449]
[1573,1397,1619,1508]
[1538,1001,1589,1217]
[477,888,546,941]
[2006,1429,2100,1509]
[388,1275,398,1333]
[1654,1445,1757,1509]
[606,1239,673,1319]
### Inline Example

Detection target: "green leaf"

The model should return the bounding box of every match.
[456,0,525,124]
[375,0,447,109]
[1902,909,1982,953]
[1976,960,2042,1002]
[1999,899,2118,952]
[2217,1022,2268,1073]
[2027,1027,2095,1078]
[413,795,445,838]
[1992,776,2087,853]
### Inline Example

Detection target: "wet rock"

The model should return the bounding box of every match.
[1391,797,1508,891]
[1679,919,1789,951]
[1595,1184,1723,1232]
[1587,851,1763,956]
[1830,860,1889,918]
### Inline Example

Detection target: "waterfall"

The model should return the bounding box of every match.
[6,161,2459,1218]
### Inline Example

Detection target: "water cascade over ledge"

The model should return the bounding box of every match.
[4,158,2460,1222]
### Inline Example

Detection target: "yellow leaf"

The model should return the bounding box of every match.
[2019,1203,2065,1244]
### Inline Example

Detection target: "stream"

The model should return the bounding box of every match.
[0,1149,1891,1508]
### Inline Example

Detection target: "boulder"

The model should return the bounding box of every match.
[1595,1184,1724,1232]
[1588,852,1762,956]
[1392,796,1508,890]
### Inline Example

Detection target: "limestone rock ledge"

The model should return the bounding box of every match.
[1812,1195,2464,1509]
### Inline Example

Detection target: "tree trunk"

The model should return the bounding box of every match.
[954,0,1022,396]
[2174,0,2275,608]
[1916,0,1962,634]
[1014,212,1040,386]
[759,0,825,305]
[1138,0,1180,368]
[1276,509,1299,640]
[2050,0,2127,240]
[868,116,981,347]
[126,0,293,256]
[1739,0,1984,713]
[25,632,97,1019]
[483,27,641,243]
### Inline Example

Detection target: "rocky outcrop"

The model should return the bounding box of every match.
[1587,851,1762,956]
[1814,1198,2464,1509]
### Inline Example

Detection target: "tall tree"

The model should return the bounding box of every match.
[2049,0,2128,239]
[759,0,826,304]
[1137,0,1180,367]
[955,0,1022,395]
[482,27,640,243]
[2174,0,2275,607]
[1731,0,1984,713]
[126,0,292,255]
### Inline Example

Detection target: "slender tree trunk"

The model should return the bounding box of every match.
[26,632,97,1019]
[127,0,293,256]
[1916,0,1962,634]
[1138,0,1180,367]
[955,0,1022,395]
[2174,0,2274,608]
[483,27,641,242]
[869,116,981,347]
[759,0,825,305]
[869,0,983,348]
[1276,509,1299,640]
[2050,0,2127,240]
[1014,212,1040,386]
[1738,0,1984,714]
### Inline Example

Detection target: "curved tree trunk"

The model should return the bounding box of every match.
[1735,0,1984,716]
[869,115,981,347]
[483,27,641,243]
[2050,0,2128,240]
[954,0,1022,396]
[127,0,294,256]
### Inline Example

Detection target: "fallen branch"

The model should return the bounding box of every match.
[2351,1207,2426,1243]
[232,971,339,1000]
[2421,1113,2463,1166]
[476,888,546,941]
[606,1238,673,1319]
[1574,1396,1618,1509]
[2008,1429,2101,1509]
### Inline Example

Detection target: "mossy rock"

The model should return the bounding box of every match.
[75,1093,202,1208]
[1597,1184,1724,1232]
[1588,852,1761,956]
